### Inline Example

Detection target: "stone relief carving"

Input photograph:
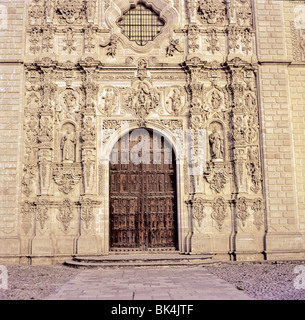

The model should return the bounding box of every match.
[236,0,252,27]
[60,124,77,163]
[228,26,239,52]
[81,198,94,230]
[61,89,79,118]
[166,38,184,57]
[81,116,96,146]
[38,149,52,195]
[241,28,252,54]
[28,26,41,54]
[84,25,97,53]
[124,81,160,121]
[137,59,149,80]
[187,24,200,53]
[100,35,119,57]
[36,199,49,230]
[236,197,249,227]
[53,163,82,194]
[38,117,53,146]
[22,164,36,197]
[206,28,220,54]
[57,0,85,24]
[20,0,264,255]
[28,4,44,25]
[82,149,96,194]
[42,24,56,53]
[211,197,228,231]
[57,199,74,232]
[63,28,77,53]
[198,0,226,24]
[45,0,55,23]
[192,198,206,227]
[99,87,119,116]
[252,198,264,231]
[165,87,185,115]
[246,146,261,194]
[21,201,35,235]
[204,84,229,119]
[24,114,39,146]
[209,125,224,161]
[86,0,96,23]
[291,21,305,62]
[208,170,227,193]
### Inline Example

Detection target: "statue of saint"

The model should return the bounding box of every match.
[210,90,222,110]
[209,127,224,160]
[61,126,76,163]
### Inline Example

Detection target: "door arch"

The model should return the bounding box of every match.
[109,129,178,251]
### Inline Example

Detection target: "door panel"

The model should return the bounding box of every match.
[109,130,177,250]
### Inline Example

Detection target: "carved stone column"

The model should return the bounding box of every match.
[35,59,57,197]
[79,58,101,195]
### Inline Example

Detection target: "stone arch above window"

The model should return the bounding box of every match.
[105,0,179,53]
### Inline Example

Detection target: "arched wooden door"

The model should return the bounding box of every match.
[109,129,177,251]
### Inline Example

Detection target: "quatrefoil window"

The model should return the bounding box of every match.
[117,3,165,46]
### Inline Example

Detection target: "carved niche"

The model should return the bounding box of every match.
[60,123,77,163]
[208,122,225,162]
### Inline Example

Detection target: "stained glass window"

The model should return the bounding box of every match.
[117,3,165,46]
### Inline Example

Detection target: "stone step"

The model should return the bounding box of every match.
[74,253,212,263]
[64,253,219,268]
[64,259,220,269]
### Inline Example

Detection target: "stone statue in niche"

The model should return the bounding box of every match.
[209,126,224,161]
[61,124,77,163]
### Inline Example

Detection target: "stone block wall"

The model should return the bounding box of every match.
[255,0,305,258]
[0,0,25,259]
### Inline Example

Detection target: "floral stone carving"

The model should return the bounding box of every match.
[192,198,206,227]
[53,163,82,194]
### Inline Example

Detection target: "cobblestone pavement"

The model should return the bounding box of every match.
[45,267,251,300]
[1,262,305,300]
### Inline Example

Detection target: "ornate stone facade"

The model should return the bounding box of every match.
[0,0,305,264]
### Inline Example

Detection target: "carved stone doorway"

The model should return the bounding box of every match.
[109,129,178,251]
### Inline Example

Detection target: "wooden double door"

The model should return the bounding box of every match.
[109,130,177,250]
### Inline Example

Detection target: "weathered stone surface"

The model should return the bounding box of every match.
[0,0,304,263]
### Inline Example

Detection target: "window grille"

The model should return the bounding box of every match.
[117,3,165,46]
